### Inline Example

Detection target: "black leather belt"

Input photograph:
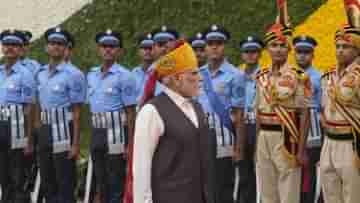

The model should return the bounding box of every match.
[326,132,353,140]
[260,124,282,131]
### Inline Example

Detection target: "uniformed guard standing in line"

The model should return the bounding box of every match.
[132,26,180,104]
[132,32,156,103]
[292,35,322,203]
[255,21,312,203]
[36,27,86,203]
[87,29,137,203]
[0,30,36,203]
[19,30,45,203]
[198,24,246,203]
[237,35,265,203]
[188,32,207,67]
[319,1,360,203]
[151,25,180,60]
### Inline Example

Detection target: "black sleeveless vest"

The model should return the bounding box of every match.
[149,93,216,203]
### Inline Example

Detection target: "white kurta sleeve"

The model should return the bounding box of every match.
[133,103,164,203]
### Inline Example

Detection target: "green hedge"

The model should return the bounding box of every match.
[29,0,325,68]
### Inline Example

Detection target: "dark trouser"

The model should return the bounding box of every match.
[236,161,256,203]
[301,147,322,203]
[236,123,257,203]
[91,128,126,203]
[0,122,30,203]
[0,149,30,203]
[38,149,76,203]
[91,149,126,203]
[38,124,76,203]
[215,157,234,203]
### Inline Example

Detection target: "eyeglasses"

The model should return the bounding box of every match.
[335,44,356,50]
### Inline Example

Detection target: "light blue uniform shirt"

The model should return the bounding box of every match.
[198,60,245,113]
[37,62,86,110]
[0,61,36,105]
[244,65,259,124]
[244,65,259,113]
[87,63,137,113]
[21,58,41,77]
[305,66,321,111]
[132,64,162,104]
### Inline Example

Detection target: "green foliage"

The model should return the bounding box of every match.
[29,0,325,68]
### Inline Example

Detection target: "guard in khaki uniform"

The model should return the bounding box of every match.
[319,1,360,203]
[255,21,312,203]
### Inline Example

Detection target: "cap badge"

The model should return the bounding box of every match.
[211,25,218,31]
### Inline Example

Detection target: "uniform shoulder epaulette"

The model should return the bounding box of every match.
[321,67,335,79]
[291,67,309,81]
[350,63,360,75]
[89,67,100,72]
[256,68,269,79]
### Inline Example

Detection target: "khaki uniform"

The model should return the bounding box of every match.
[320,63,360,203]
[255,64,312,203]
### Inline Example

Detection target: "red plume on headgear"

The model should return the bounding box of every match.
[344,0,360,27]
[276,0,290,27]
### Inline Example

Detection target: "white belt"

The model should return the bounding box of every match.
[92,111,127,154]
[244,111,256,124]
[206,113,234,158]
[41,108,72,153]
[307,108,322,148]
[217,145,233,158]
[0,105,26,149]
